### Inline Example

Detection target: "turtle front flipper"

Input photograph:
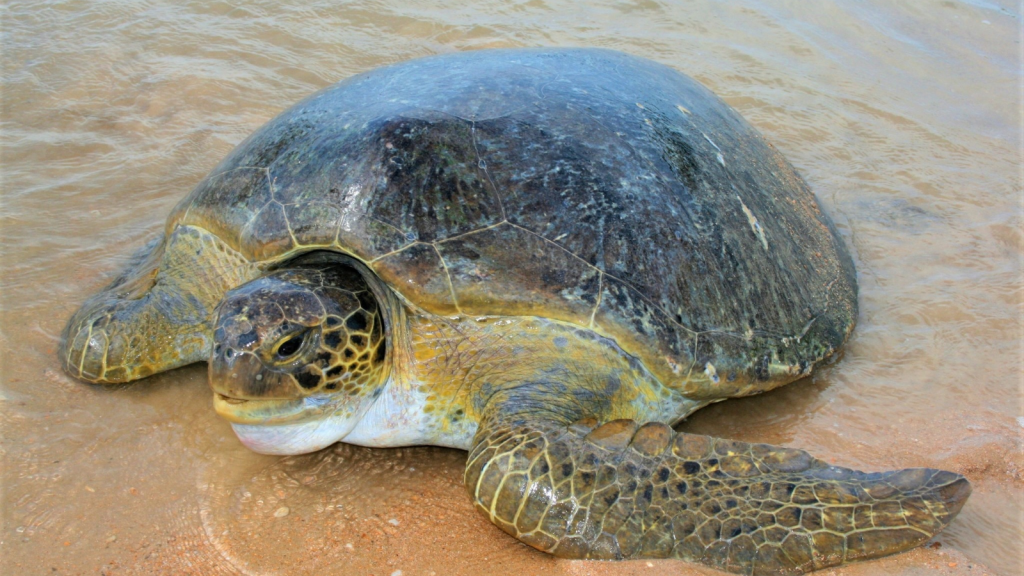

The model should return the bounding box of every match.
[61,225,258,384]
[466,411,970,575]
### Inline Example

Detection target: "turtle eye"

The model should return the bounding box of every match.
[276,332,305,359]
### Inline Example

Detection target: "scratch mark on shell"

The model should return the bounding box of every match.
[737,196,769,251]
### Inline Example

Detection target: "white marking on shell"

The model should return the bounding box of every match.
[665,355,682,375]
[704,362,720,384]
[701,133,726,166]
[737,196,769,250]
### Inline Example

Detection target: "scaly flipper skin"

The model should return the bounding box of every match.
[466,410,970,575]
[60,225,258,383]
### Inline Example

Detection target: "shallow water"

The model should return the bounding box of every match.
[1,1,1021,575]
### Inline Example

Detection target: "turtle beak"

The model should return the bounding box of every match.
[209,347,315,425]
[209,347,294,399]
[209,350,363,453]
[210,349,262,397]
[212,392,334,425]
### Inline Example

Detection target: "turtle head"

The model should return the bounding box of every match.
[210,264,388,455]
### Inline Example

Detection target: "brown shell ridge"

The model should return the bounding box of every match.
[366,215,792,342]
[175,165,274,250]
[492,221,704,336]
[431,242,464,315]
[274,200,300,247]
[239,209,404,269]
[367,241,424,265]
[423,213,820,354]
[587,271,604,329]
[687,268,848,343]
[469,120,508,221]
[477,220,711,339]
[361,214,406,239]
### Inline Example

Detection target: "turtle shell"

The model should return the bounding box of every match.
[169,48,857,399]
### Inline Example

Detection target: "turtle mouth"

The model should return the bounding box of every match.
[212,392,358,455]
[213,392,341,425]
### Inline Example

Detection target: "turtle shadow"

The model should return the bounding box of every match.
[678,370,833,446]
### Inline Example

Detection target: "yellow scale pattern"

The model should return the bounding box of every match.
[61,225,259,383]
[466,416,970,576]
[315,307,385,395]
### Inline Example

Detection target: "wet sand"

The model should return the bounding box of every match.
[2,1,1021,575]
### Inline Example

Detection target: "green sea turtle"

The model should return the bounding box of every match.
[60,48,969,575]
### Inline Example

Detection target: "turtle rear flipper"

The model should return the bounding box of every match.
[466,412,970,575]
[60,225,258,384]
